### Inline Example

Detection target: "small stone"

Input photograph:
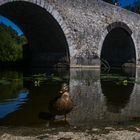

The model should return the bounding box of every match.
[105,127,115,131]
[92,128,100,132]
[85,129,89,132]
[134,127,140,132]
[51,128,56,131]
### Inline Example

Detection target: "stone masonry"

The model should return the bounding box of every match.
[0,0,140,67]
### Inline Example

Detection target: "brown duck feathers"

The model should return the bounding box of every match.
[49,83,73,117]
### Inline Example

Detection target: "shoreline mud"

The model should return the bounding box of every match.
[1,125,140,140]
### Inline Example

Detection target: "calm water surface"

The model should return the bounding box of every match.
[0,68,140,128]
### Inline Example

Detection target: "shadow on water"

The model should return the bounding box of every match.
[101,67,136,113]
[68,67,140,128]
[0,68,71,127]
[0,66,140,128]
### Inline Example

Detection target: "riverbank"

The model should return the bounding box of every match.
[1,125,140,140]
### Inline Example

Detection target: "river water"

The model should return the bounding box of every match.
[0,67,140,128]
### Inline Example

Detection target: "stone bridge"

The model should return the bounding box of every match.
[0,0,140,68]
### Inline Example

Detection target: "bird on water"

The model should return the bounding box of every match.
[49,83,73,121]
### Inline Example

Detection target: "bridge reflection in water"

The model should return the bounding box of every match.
[0,68,140,127]
[69,67,138,127]
[101,68,135,114]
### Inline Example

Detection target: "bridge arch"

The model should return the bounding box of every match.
[0,0,74,67]
[99,22,137,68]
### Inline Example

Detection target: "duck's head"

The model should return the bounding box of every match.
[59,83,69,94]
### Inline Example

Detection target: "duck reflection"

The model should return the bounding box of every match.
[39,83,73,124]
[101,68,136,113]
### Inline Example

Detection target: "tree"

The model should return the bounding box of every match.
[0,23,27,62]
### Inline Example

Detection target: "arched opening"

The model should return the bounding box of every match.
[101,27,136,68]
[0,1,70,68]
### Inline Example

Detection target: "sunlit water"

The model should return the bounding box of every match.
[0,68,140,128]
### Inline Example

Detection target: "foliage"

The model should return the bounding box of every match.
[23,73,66,87]
[0,23,27,62]
[0,71,23,101]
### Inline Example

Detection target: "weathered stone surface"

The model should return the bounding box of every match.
[0,133,36,140]
[2,130,140,140]
[0,0,140,67]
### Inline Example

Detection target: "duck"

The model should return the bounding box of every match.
[49,83,73,121]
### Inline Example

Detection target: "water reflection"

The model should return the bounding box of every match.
[0,71,28,118]
[101,68,135,113]
[0,69,70,126]
[69,67,138,127]
[0,90,28,118]
[1,67,140,128]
